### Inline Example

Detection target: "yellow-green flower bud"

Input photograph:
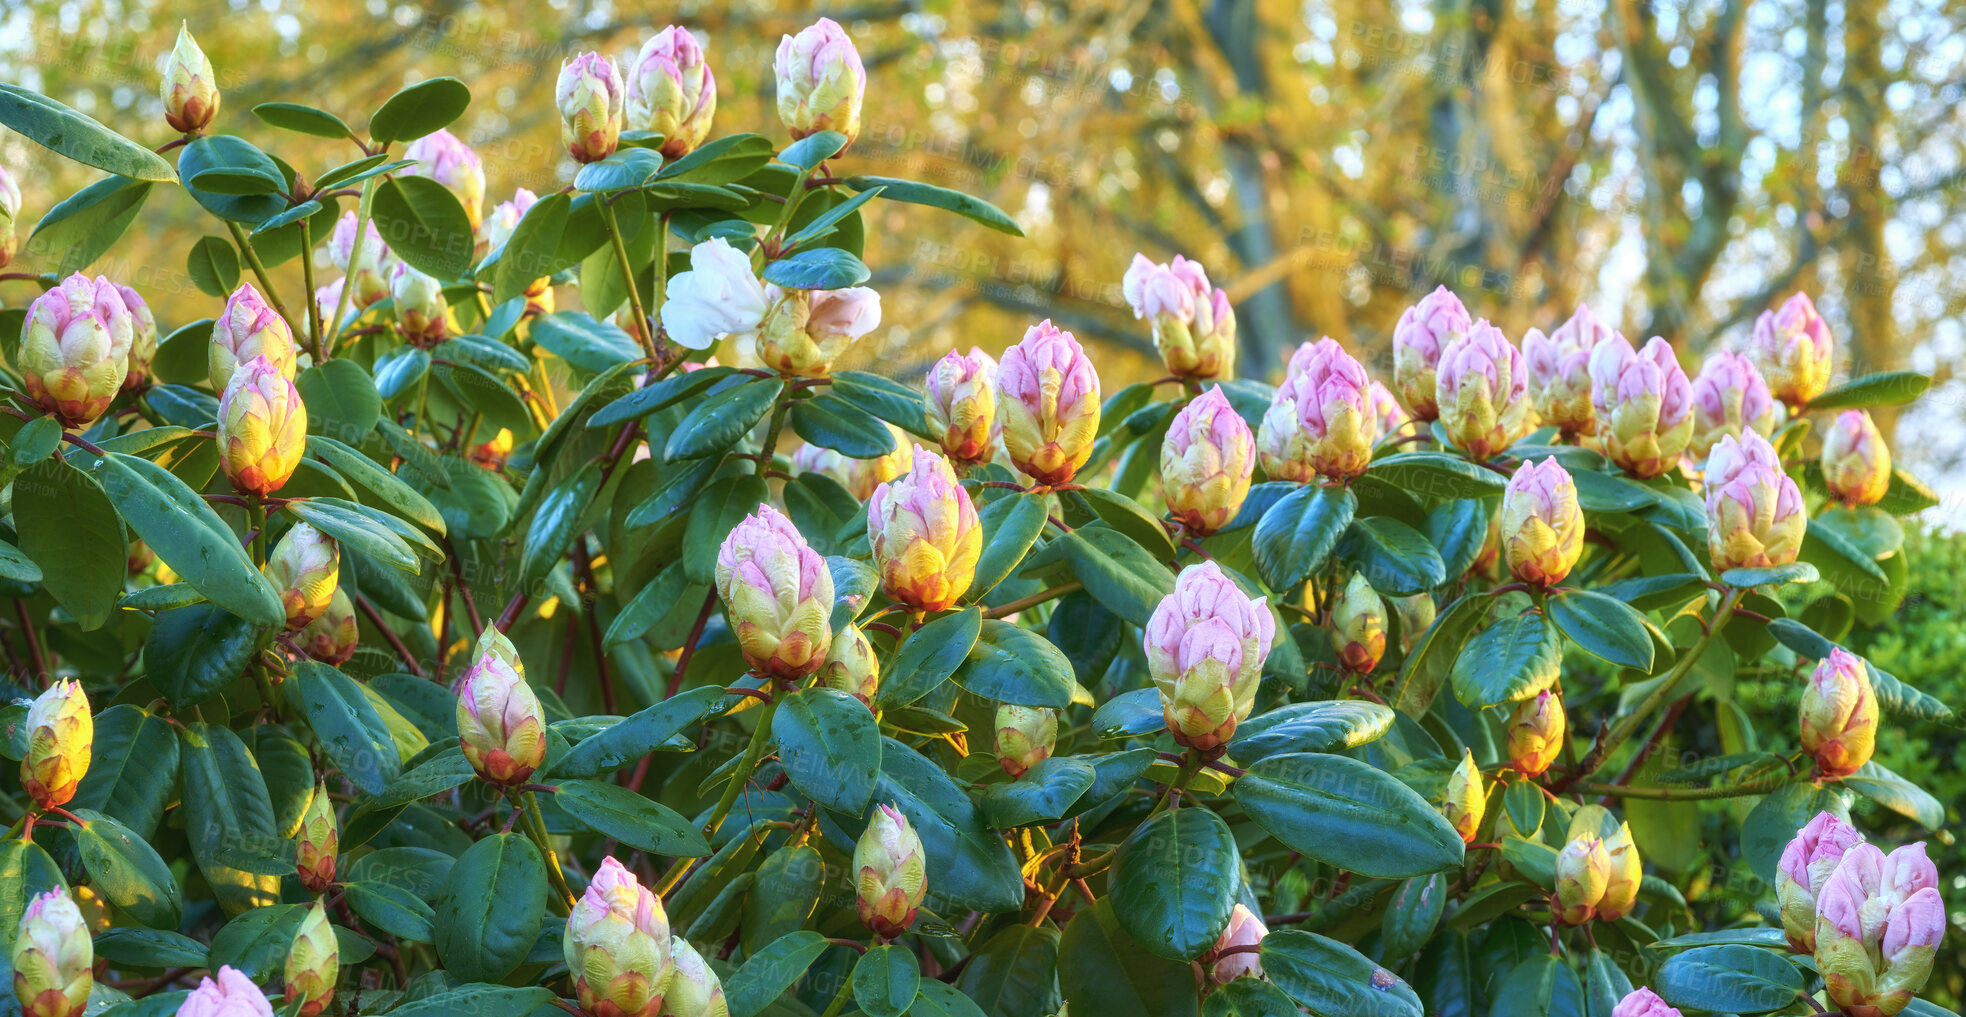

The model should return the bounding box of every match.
[1777,811,1865,954]
[1123,253,1237,380]
[746,285,881,378]
[1587,334,1694,479]
[21,680,90,811]
[1393,593,1436,654]
[868,447,982,614]
[218,355,307,497]
[1505,689,1565,779]
[855,804,927,938]
[1328,573,1386,674]
[1146,562,1275,752]
[1821,409,1891,507]
[1750,292,1834,407]
[299,588,359,666]
[565,857,672,1017]
[1501,458,1584,586]
[210,283,296,393]
[1799,648,1877,779]
[714,505,834,680]
[775,19,866,146]
[10,891,90,1017]
[284,901,337,1017]
[1597,822,1642,922]
[161,22,219,134]
[1441,750,1485,844]
[1435,321,1531,460]
[1163,387,1255,535]
[18,273,136,429]
[1815,841,1943,1017]
[456,628,547,786]
[997,321,1100,486]
[1554,833,1610,925]
[664,937,729,1017]
[994,705,1056,779]
[818,623,880,705]
[294,783,339,894]
[265,521,338,631]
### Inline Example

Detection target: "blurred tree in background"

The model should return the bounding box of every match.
[2,0,1963,458]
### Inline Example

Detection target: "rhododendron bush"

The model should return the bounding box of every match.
[0,17,1950,1017]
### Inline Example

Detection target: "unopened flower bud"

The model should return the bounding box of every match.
[1523,304,1613,435]
[1501,458,1583,586]
[1822,409,1891,506]
[210,283,297,393]
[716,505,834,679]
[1588,334,1693,478]
[1799,648,1878,778]
[1751,292,1834,407]
[1123,253,1236,379]
[456,628,547,786]
[565,857,672,1017]
[746,285,881,377]
[18,273,134,428]
[792,438,912,501]
[327,211,396,310]
[1815,842,1944,1017]
[659,237,769,352]
[20,680,90,811]
[0,166,20,270]
[283,902,337,1017]
[1688,351,1775,460]
[265,522,338,631]
[404,128,485,232]
[11,891,90,1017]
[1441,749,1485,844]
[994,705,1056,779]
[1435,320,1530,459]
[294,783,339,894]
[1506,689,1565,778]
[1393,593,1436,654]
[1597,822,1642,922]
[116,284,157,392]
[1146,562,1276,752]
[1611,988,1683,1017]
[300,588,359,665]
[1393,286,1472,421]
[1703,431,1805,572]
[1162,387,1255,535]
[869,447,982,613]
[161,23,219,134]
[855,804,927,937]
[179,966,274,1017]
[1329,573,1386,673]
[389,261,452,347]
[775,18,865,146]
[664,938,728,1017]
[997,320,1100,485]
[218,356,307,496]
[1259,339,1377,482]
[1777,810,1865,954]
[818,623,879,705]
[924,348,1000,466]
[627,27,717,159]
[1208,904,1267,984]
[558,52,626,164]
[1554,834,1610,925]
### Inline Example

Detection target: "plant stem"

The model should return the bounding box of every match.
[12,600,48,689]
[298,230,323,362]
[247,499,268,567]
[600,199,655,358]
[984,581,1082,620]
[354,594,425,677]
[520,790,576,912]
[818,974,856,1017]
[325,175,378,350]
[225,221,300,344]
[702,698,779,838]
[1568,589,1741,783]
[755,398,791,476]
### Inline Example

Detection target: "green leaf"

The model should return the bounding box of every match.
[252,101,354,138]
[1450,611,1561,709]
[186,234,242,297]
[1654,944,1803,1014]
[1111,807,1239,960]
[574,146,665,192]
[761,246,870,289]
[1058,898,1200,1017]
[372,175,475,279]
[72,809,181,929]
[297,358,382,440]
[1204,979,1301,1017]
[177,135,287,221]
[658,133,775,184]
[555,779,713,856]
[1720,561,1820,588]
[1262,929,1422,1017]
[343,879,436,943]
[830,371,930,435]
[368,77,471,144]
[773,688,882,815]
[1228,701,1395,762]
[1742,784,1845,887]
[1091,688,1165,739]
[386,986,556,1017]
[1503,779,1546,838]
[683,474,771,585]
[1393,593,1485,717]
[180,723,282,914]
[844,175,1024,235]
[726,929,829,1017]
[1047,524,1176,627]
[1368,452,1506,498]
[529,310,645,375]
[957,619,1076,708]
[93,927,209,968]
[1807,370,1931,411]
[92,452,287,627]
[362,750,474,810]
[1547,590,1655,671]
[957,923,1063,1017]
[1253,484,1356,590]
[878,606,982,708]
[304,435,446,534]
[667,376,784,461]
[789,393,897,458]
[520,464,599,585]
[1233,752,1465,878]
[980,756,1097,828]
[1381,871,1447,959]
[853,943,922,1017]
[553,685,722,778]
[1841,761,1945,830]
[14,458,123,630]
[779,131,848,169]
[288,497,418,571]
[0,84,175,180]
[0,840,65,936]
[1337,516,1447,595]
[26,176,154,273]
[434,833,548,983]
[485,191,569,304]
[72,706,179,838]
[967,493,1048,602]
[876,738,1025,912]
[288,660,401,795]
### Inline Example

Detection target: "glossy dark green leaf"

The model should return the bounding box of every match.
[1380,871,1447,960]
[853,943,922,1017]
[725,929,828,1017]
[1503,779,1546,837]
[956,619,1077,708]
[93,927,210,968]
[1807,370,1931,411]
[878,606,982,708]
[1584,948,1634,1017]
[1368,452,1506,498]
[666,377,784,461]
[1253,484,1356,591]
[15,458,124,630]
[92,452,287,627]
[344,879,436,943]
[980,756,1097,828]
[1091,688,1165,739]
[433,832,548,983]
[1547,590,1655,671]
[772,688,881,815]
[1233,752,1465,878]
[0,840,65,936]
[1229,701,1395,762]
[71,706,179,838]
[761,246,870,289]
[304,434,446,533]
[876,737,1025,912]
[26,176,153,273]
[574,146,665,192]
[1451,612,1561,709]
[180,723,282,914]
[683,474,771,584]
[1047,523,1177,628]
[845,175,1024,234]
[288,660,401,795]
[372,175,475,279]
[779,131,848,169]
[789,392,897,457]
[178,135,286,220]
[368,76,471,144]
[141,603,275,709]
[1842,761,1945,830]
[252,101,354,138]
[829,371,929,435]
[185,234,242,296]
[529,310,645,374]
[1204,979,1301,1017]
[1058,898,1199,1017]
[1262,929,1423,1017]
[72,809,181,929]
[556,779,713,856]
[741,843,823,953]
[1337,516,1447,595]
[957,923,1063,1017]
[0,82,173,179]
[552,685,722,778]
[1655,945,1803,1014]
[386,985,557,1017]
[297,358,382,439]
[1111,807,1239,960]
[965,494,1047,602]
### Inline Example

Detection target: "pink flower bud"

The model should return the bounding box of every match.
[1799,648,1878,778]
[178,966,274,1017]
[1554,833,1610,925]
[995,704,1056,779]
[1209,904,1267,983]
[1816,842,1944,1016]
[1259,338,1377,482]
[1329,573,1387,673]
[1506,689,1565,778]
[716,505,834,678]
[747,284,882,377]
[1435,320,1530,460]
[1611,988,1683,1017]
[1162,387,1255,535]
[557,52,626,164]
[869,446,982,613]
[1392,286,1472,420]
[1500,458,1584,586]
[1703,431,1805,572]
[20,681,90,811]
[1777,810,1866,953]
[1689,351,1776,459]
[404,129,485,232]
[775,18,865,146]
[997,320,1101,485]
[855,804,926,937]
[1441,749,1485,844]
[160,23,219,133]
[1822,409,1891,506]
[659,237,769,352]
[1367,380,1410,439]
[218,356,307,497]
[10,891,90,1017]
[116,283,157,392]
[627,27,717,159]
[565,857,672,1017]
[1145,562,1275,751]
[18,273,134,428]
[924,348,1000,466]
[1123,253,1237,379]
[1523,303,1613,435]
[1588,335,1694,478]
[456,629,547,786]
[1751,292,1834,406]
[210,283,297,393]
